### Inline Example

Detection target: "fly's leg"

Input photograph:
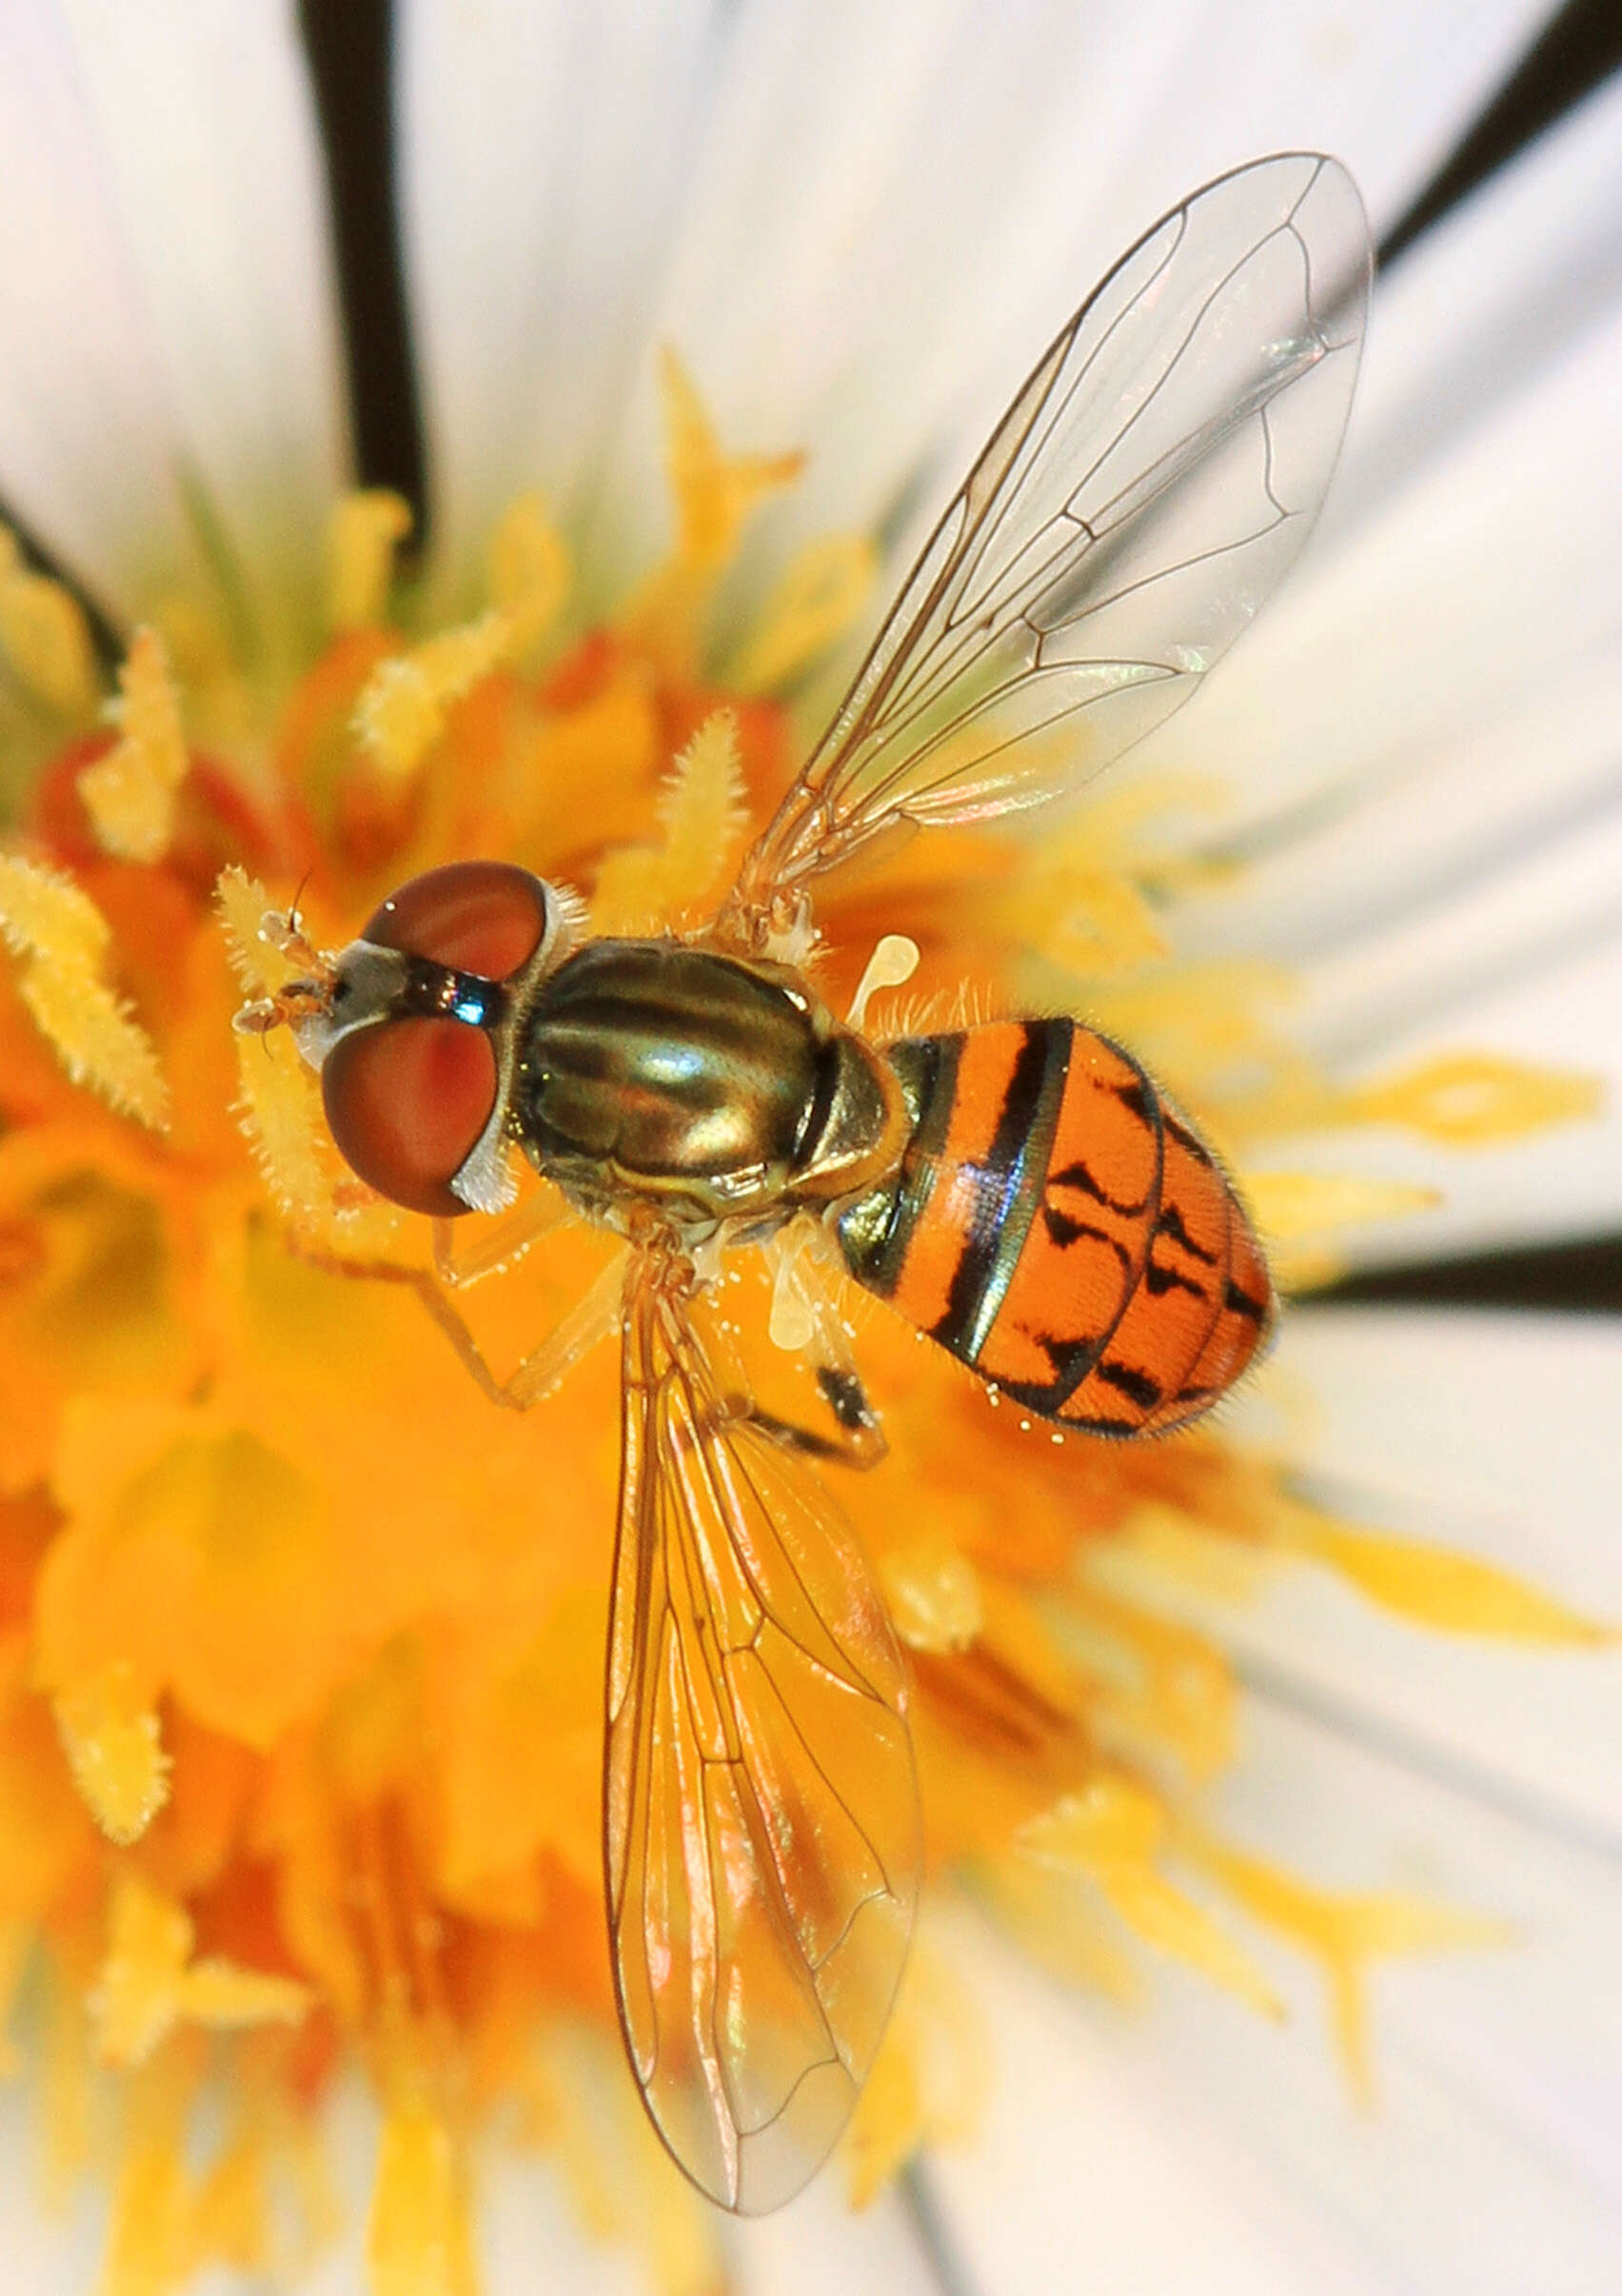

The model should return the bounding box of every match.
[291,1231,626,1413]
[413,1246,627,1409]
[722,1363,887,1470]
[431,1184,572,1291]
[743,1219,890,1467]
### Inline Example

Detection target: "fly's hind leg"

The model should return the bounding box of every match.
[728,1363,887,1470]
[726,1220,888,1469]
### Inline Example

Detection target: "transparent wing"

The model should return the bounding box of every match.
[605,1253,920,2213]
[724,152,1369,922]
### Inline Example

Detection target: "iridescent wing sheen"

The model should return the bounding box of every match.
[724,153,1369,920]
[605,1253,920,2213]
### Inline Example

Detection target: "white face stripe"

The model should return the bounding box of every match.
[288,940,409,1072]
[449,878,582,1215]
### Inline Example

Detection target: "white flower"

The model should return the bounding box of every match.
[2,4,1620,2293]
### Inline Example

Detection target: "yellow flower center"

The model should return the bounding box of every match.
[0,365,1605,2296]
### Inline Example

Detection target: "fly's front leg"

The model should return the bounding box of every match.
[291,1229,626,1413]
[413,1245,628,1410]
[431,1183,571,1291]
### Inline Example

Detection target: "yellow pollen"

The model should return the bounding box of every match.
[727,530,879,692]
[52,1657,170,1845]
[77,627,188,862]
[326,489,414,632]
[1180,1826,1510,2104]
[92,1873,310,2068]
[589,707,747,934]
[0,524,99,719]
[487,490,570,659]
[1273,1514,1615,1645]
[1018,1775,1282,2017]
[367,2093,479,2296]
[0,852,168,1126]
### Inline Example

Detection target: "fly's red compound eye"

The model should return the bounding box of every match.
[322,1018,498,1217]
[361,861,548,980]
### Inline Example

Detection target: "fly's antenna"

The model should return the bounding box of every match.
[230,893,339,1039]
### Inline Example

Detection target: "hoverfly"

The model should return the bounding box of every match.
[239,155,1370,2212]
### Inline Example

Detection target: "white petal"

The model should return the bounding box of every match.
[925,1910,1390,2296]
[0,0,346,661]
[1254,923,1622,1265]
[396,0,721,609]
[933,1694,1622,2295]
[1324,68,1622,552]
[732,2178,943,2295]
[0,2090,102,2294]
[1108,1308,1622,1850]
[0,4,219,623]
[399,0,1559,606]
[1155,1702,1622,2285]
[1158,287,1622,861]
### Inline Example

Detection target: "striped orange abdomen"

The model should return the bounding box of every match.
[836,1021,1273,1435]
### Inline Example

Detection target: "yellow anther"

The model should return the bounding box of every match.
[0,525,99,718]
[52,1659,170,1845]
[78,627,188,862]
[488,491,570,657]
[1182,1827,1508,2104]
[326,490,413,633]
[353,611,511,783]
[1019,1775,1282,2017]
[93,1874,309,2069]
[0,854,168,1128]
[589,708,747,934]
[728,531,877,692]
[659,346,803,575]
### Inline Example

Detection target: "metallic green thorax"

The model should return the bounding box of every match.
[514,940,895,1230]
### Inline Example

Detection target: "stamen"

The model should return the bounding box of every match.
[78,628,188,862]
[366,2093,476,2296]
[1018,1776,1282,2017]
[326,489,413,632]
[92,1874,310,2068]
[52,1658,170,1845]
[354,612,512,783]
[880,1534,983,1653]
[0,854,168,1127]
[0,525,99,718]
[619,349,804,674]
[487,492,569,658]
[1274,1513,1614,1644]
[727,531,878,692]
[658,346,803,574]
[589,708,746,933]
[1243,1169,1440,1288]
[1181,1827,1508,2105]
